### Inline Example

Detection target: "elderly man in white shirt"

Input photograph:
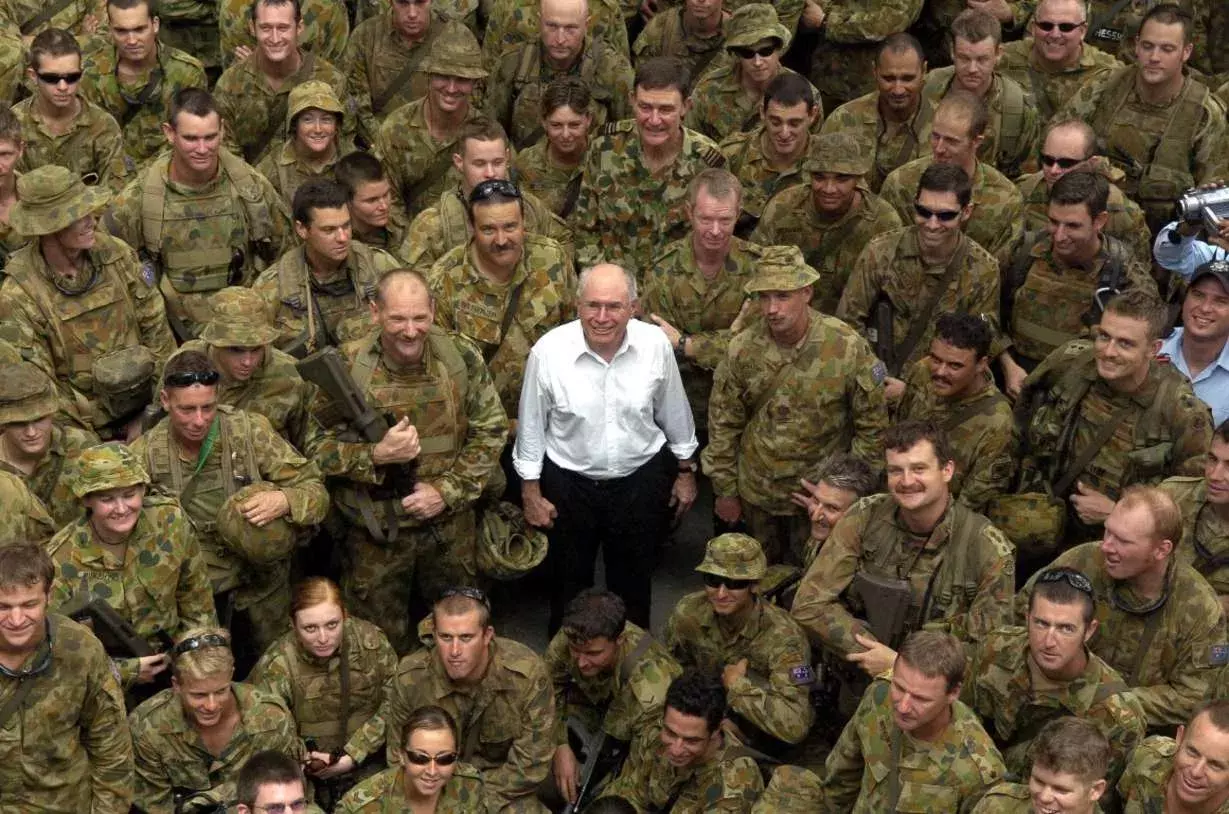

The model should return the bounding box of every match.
[514,263,700,633]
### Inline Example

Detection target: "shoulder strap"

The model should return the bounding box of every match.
[1003,229,1045,326]
[943,389,1009,432]
[1150,79,1208,181]
[140,160,169,256]
[19,0,76,34]
[404,151,456,211]
[618,631,654,685]
[890,239,969,375]
[1052,400,1135,497]
[0,677,38,730]
[485,280,526,364]
[1026,64,1055,122]
[371,47,429,115]
[997,77,1027,164]
[337,634,352,748]
[1090,69,1135,153]
[558,173,583,218]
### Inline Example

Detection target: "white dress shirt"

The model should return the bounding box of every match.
[1154,221,1228,280]
[513,319,699,480]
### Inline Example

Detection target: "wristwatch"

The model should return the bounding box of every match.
[678,459,698,474]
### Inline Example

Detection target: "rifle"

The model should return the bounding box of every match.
[869,295,895,375]
[59,593,163,658]
[564,720,628,814]
[848,571,914,649]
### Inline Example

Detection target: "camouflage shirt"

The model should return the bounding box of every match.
[255,141,350,209]
[807,0,925,108]
[792,494,1016,657]
[920,69,1040,180]
[344,14,443,148]
[665,593,815,747]
[685,62,823,144]
[129,682,303,814]
[974,782,1106,814]
[0,421,98,527]
[632,6,726,80]
[1015,166,1152,265]
[47,494,217,686]
[0,0,103,39]
[822,676,1005,814]
[13,95,128,191]
[703,309,888,514]
[0,614,133,814]
[512,139,583,217]
[335,762,492,813]
[374,97,483,217]
[0,467,54,545]
[718,125,809,222]
[996,38,1119,123]
[218,0,348,68]
[1117,735,1229,814]
[1018,542,1228,729]
[819,91,934,192]
[1158,476,1229,599]
[352,208,411,260]
[482,0,629,70]
[1085,0,1215,76]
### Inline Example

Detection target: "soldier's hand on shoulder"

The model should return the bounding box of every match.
[373,417,421,465]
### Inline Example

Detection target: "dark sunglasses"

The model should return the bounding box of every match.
[440,585,491,607]
[702,573,756,591]
[731,44,777,59]
[1036,568,1094,597]
[1040,153,1083,170]
[36,71,83,85]
[405,750,459,766]
[164,370,221,388]
[913,202,962,222]
[172,633,230,659]
[1035,20,1085,32]
[469,179,522,204]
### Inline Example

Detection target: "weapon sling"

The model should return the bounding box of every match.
[889,239,968,375]
[1051,401,1135,497]
[484,280,526,365]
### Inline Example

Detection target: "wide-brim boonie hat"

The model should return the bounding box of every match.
[11,165,111,237]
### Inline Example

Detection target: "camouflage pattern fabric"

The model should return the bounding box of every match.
[819,91,934,192]
[1115,735,1226,814]
[511,139,582,217]
[47,493,217,686]
[256,141,350,210]
[0,467,55,545]
[1015,166,1152,265]
[217,0,349,68]
[685,63,823,144]
[13,96,128,192]
[481,0,630,68]
[807,0,925,108]
[632,6,726,78]
[1017,542,1227,729]
[791,494,1016,657]
[821,676,1005,814]
[664,593,815,747]
[382,637,554,811]
[920,69,1040,180]
[1158,476,1229,602]
[751,764,824,813]
[0,0,103,39]
[972,782,1067,813]
[0,21,20,106]
[353,207,411,260]
[718,125,809,222]
[912,0,1035,63]
[335,762,493,812]
[374,97,483,217]
[1084,0,1214,77]
[344,14,444,149]
[996,38,1119,123]
[0,614,133,814]
[0,422,99,527]
[129,682,304,814]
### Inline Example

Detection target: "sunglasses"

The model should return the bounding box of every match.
[439,585,491,607]
[164,370,221,388]
[1036,568,1094,597]
[731,44,777,59]
[405,750,459,767]
[913,202,962,222]
[1035,20,1085,32]
[36,71,83,85]
[172,633,230,659]
[702,573,755,591]
[1040,153,1083,170]
[469,179,522,204]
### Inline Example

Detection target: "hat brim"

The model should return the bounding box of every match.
[10,185,112,237]
[75,471,150,499]
[1191,266,1229,294]
[198,323,281,348]
[0,391,58,426]
[424,64,489,80]
[726,25,792,50]
[694,563,766,580]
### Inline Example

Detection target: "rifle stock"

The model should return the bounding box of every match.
[849,571,913,648]
[60,594,156,658]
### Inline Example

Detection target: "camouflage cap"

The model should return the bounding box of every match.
[477,500,549,580]
[420,20,487,80]
[71,442,150,498]
[287,79,344,132]
[804,131,870,176]
[751,766,824,813]
[0,362,57,424]
[744,244,819,293]
[199,286,280,347]
[215,482,298,565]
[696,533,767,580]
[10,165,112,237]
[725,3,791,50]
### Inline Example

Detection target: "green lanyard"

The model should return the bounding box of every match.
[192,417,221,476]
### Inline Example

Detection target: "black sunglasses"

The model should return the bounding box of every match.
[1035,20,1085,32]
[405,750,459,766]
[1040,153,1083,170]
[440,585,491,607]
[731,44,777,59]
[702,573,756,591]
[913,202,962,222]
[36,71,83,85]
[469,179,522,204]
[164,370,221,388]
[1036,569,1094,597]
[172,633,231,659]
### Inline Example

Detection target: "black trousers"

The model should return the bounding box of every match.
[541,446,675,634]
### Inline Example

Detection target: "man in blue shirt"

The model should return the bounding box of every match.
[1158,261,1229,426]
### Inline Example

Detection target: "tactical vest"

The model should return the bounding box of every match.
[283,620,384,752]
[275,246,381,357]
[511,43,613,145]
[141,151,277,294]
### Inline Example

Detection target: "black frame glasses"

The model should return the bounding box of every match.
[1034,20,1085,32]
[913,202,962,222]
[36,71,83,85]
[172,633,231,659]
[1036,568,1094,597]
[701,573,756,591]
[164,370,221,389]
[405,750,460,767]
[469,179,522,205]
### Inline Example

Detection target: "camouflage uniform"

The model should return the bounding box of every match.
[218,0,348,68]
[0,22,19,107]
[304,328,507,652]
[0,467,54,545]
[791,493,1017,657]
[13,95,128,191]
[344,13,445,148]
[1018,542,1227,728]
[129,682,303,814]
[600,726,764,812]
[131,407,329,651]
[255,80,353,208]
[105,150,294,337]
[511,139,583,217]
[0,168,177,433]
[486,39,634,149]
[879,156,1025,267]
[963,625,1146,784]
[1084,0,1214,77]
[353,207,411,259]
[399,184,572,272]
[641,235,763,428]
[429,233,575,420]
[1116,735,1229,813]
[1059,66,1229,231]
[79,42,207,175]
[632,6,726,79]
[0,614,133,814]
[687,64,822,145]
[47,444,216,686]
[973,782,1090,813]
[719,125,810,226]
[822,676,1005,813]
[997,38,1120,123]
[912,0,1035,64]
[751,765,823,814]
[920,69,1040,180]
[896,361,1016,513]
[335,762,492,813]
[571,119,725,278]
[383,637,554,811]
[248,616,398,761]
[806,0,925,108]
[0,0,103,39]
[820,90,935,192]
[481,0,629,70]
[1158,476,1229,601]
[836,227,1002,372]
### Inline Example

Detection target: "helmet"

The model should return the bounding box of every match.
[476,501,548,580]
[215,482,298,565]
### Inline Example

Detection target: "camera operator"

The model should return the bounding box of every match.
[1154,186,1229,280]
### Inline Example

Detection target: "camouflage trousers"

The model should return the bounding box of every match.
[743,503,812,568]
[340,509,479,654]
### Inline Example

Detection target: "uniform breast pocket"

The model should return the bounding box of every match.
[1127,442,1173,481]
[895,781,960,813]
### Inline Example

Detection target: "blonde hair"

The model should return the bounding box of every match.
[172,626,235,681]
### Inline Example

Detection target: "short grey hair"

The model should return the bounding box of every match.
[578,264,638,303]
[812,453,878,498]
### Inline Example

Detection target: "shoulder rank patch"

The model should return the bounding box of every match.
[789,664,816,685]
[1211,645,1229,666]
[871,360,887,385]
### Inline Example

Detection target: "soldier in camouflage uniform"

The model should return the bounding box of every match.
[0,542,134,814]
[632,0,725,78]
[79,0,207,175]
[896,313,1015,513]
[129,628,304,814]
[664,534,814,755]
[0,106,26,261]
[642,168,763,431]
[599,669,764,812]
[973,717,1113,814]
[704,245,889,564]
[1017,486,1227,730]
[820,630,1006,813]
[1158,422,1229,616]
[335,151,410,259]
[819,33,933,192]
[838,163,1002,379]
[879,90,1024,266]
[485,0,634,150]
[996,0,1120,123]
[750,131,901,314]
[911,0,1034,64]
[256,80,353,209]
[176,286,317,450]
[218,0,347,68]
[1059,5,1229,232]
[1085,0,1215,77]
[382,590,554,812]
[482,0,628,72]
[252,178,401,358]
[751,765,823,813]
[213,0,353,167]
[920,9,1040,179]
[803,0,924,111]
[304,270,507,653]
[0,165,177,437]
[131,350,329,664]
[105,87,294,339]
[543,588,681,808]
[47,442,216,689]
[398,119,572,272]
[0,0,103,42]
[571,56,726,278]
[0,466,55,544]
[0,361,99,526]
[685,5,821,144]
[511,76,591,218]
[375,21,487,217]
[1116,701,1229,813]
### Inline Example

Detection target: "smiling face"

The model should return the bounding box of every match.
[84,484,146,542]
[1031,0,1087,67]
[875,47,926,116]
[886,439,953,516]
[174,671,235,729]
[762,99,813,160]
[1047,201,1105,266]
[567,635,620,678]
[1029,763,1105,814]
[1093,311,1159,389]
[251,0,302,65]
[427,73,476,117]
[543,103,590,158]
[1170,714,1229,809]
[1183,275,1229,345]
[1,415,54,459]
[578,265,634,357]
[51,215,98,253]
[471,199,525,270]
[633,85,688,151]
[164,110,223,177]
[0,581,49,655]
[1206,437,1229,507]
[402,726,459,798]
[293,108,339,157]
[371,275,435,367]
[160,384,218,446]
[659,707,718,769]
